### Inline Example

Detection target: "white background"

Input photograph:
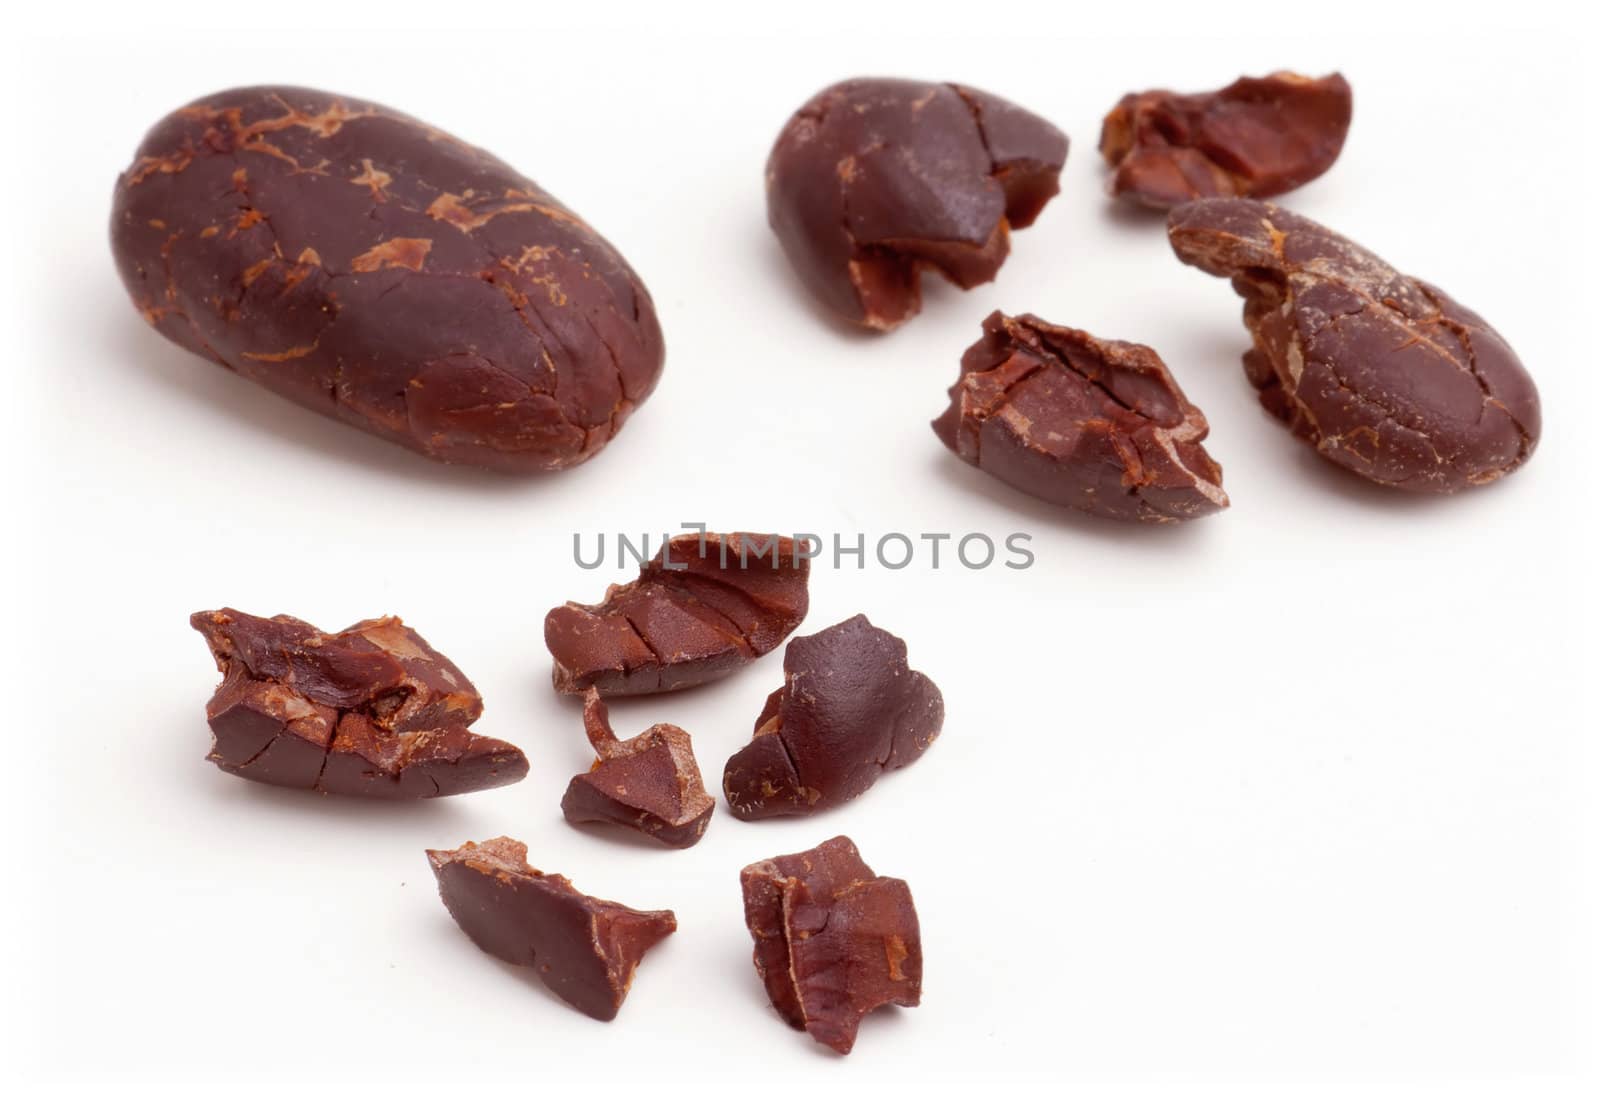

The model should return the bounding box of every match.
[7,2,1596,1090]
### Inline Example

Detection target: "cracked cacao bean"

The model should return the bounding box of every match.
[1168,199,1540,491]
[933,310,1229,522]
[723,615,942,819]
[1099,71,1351,208]
[191,608,526,797]
[741,835,921,1054]
[766,78,1067,330]
[111,85,664,472]
[560,689,714,849]
[545,532,810,697]
[426,837,675,1020]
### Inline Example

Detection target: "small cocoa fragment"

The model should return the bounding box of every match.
[560,689,714,849]
[545,532,809,697]
[741,836,921,1054]
[766,78,1067,330]
[723,615,942,819]
[192,609,526,797]
[1099,71,1352,208]
[426,838,675,1020]
[933,310,1228,522]
[1167,198,1540,491]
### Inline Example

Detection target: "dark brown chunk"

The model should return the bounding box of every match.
[1168,199,1540,491]
[192,608,526,797]
[741,836,921,1054]
[1099,71,1351,208]
[560,689,714,849]
[426,838,675,1020]
[111,85,664,472]
[933,311,1228,523]
[545,532,809,697]
[766,78,1067,330]
[723,615,941,819]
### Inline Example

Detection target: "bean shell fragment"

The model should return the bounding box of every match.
[934,310,1228,523]
[545,532,810,697]
[1100,71,1352,208]
[191,608,527,798]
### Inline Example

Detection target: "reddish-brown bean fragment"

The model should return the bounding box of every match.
[766,78,1067,330]
[560,689,714,849]
[723,615,942,820]
[191,609,527,798]
[933,310,1228,522]
[111,85,664,471]
[1167,198,1540,491]
[741,836,922,1054]
[544,532,810,697]
[1099,71,1352,208]
[426,837,675,1020]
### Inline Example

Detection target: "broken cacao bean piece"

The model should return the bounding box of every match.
[111,86,664,471]
[741,835,921,1054]
[1099,71,1352,208]
[1167,198,1540,491]
[426,837,675,1020]
[192,608,526,797]
[933,310,1228,522]
[723,615,941,819]
[545,532,809,697]
[560,688,714,849]
[766,78,1067,330]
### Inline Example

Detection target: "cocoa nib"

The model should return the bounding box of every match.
[766,77,1067,330]
[1100,71,1351,208]
[1168,198,1540,492]
[191,608,526,798]
[426,838,675,1020]
[111,86,664,472]
[934,311,1229,523]
[723,615,942,820]
[741,836,921,1054]
[545,532,809,697]
[561,689,714,849]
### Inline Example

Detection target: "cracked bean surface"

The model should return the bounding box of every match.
[545,532,810,697]
[740,836,922,1055]
[1168,198,1540,492]
[191,608,527,798]
[111,85,664,471]
[765,77,1067,330]
[1100,71,1351,208]
[933,310,1228,523]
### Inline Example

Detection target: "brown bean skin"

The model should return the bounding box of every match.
[111,86,664,472]
[1168,198,1540,492]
